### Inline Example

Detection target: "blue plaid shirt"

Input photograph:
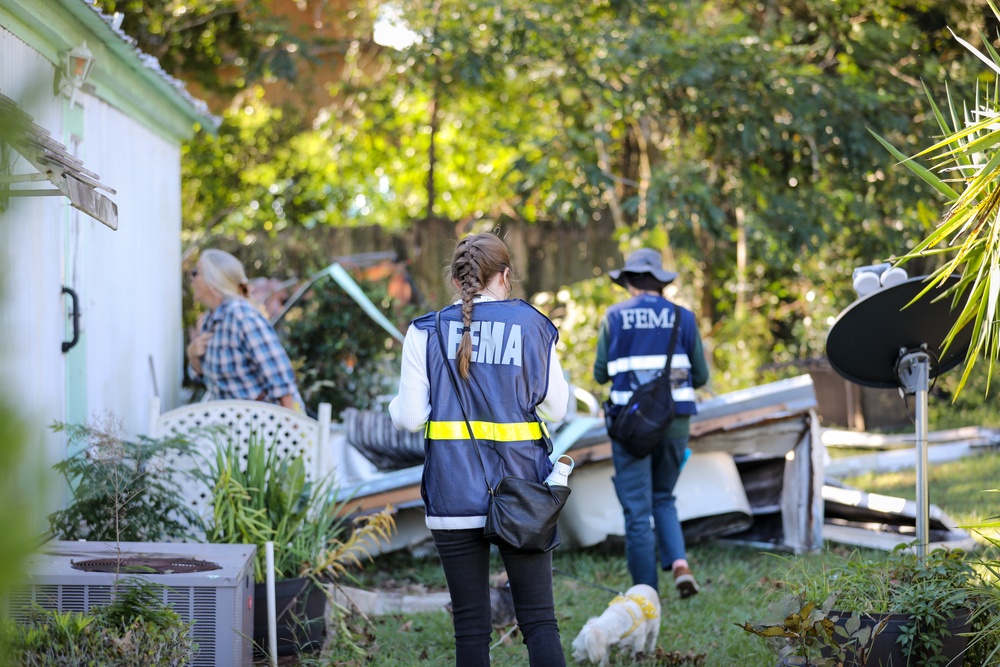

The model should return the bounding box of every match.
[195,298,302,406]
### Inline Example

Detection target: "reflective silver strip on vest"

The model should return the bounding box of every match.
[607,353,691,377]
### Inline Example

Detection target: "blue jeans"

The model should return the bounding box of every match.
[431,528,565,667]
[611,433,689,592]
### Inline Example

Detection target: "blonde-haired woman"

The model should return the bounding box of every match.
[389,233,569,667]
[187,249,302,411]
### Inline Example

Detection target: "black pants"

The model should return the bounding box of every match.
[431,528,566,667]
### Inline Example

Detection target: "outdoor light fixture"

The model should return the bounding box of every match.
[59,41,95,108]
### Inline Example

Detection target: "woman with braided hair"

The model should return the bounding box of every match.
[390,232,570,667]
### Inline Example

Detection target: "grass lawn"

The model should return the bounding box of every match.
[272,448,1000,666]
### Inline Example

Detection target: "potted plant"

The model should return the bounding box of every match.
[741,545,990,666]
[943,496,1000,665]
[739,592,873,667]
[195,427,395,656]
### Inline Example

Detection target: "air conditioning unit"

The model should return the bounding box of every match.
[6,541,256,667]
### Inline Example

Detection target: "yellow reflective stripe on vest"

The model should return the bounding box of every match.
[426,420,549,441]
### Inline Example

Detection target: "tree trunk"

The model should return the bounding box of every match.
[426,80,438,220]
[595,125,626,231]
[633,118,651,231]
[735,206,747,320]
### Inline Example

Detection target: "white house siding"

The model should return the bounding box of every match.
[0,28,70,488]
[81,96,183,431]
[0,2,206,526]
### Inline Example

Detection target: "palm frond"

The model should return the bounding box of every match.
[949,28,1000,76]
[878,7,1000,397]
[869,131,958,200]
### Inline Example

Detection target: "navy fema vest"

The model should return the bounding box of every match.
[412,299,558,530]
[605,294,698,416]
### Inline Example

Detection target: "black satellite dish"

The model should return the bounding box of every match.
[825,273,973,554]
[826,274,972,388]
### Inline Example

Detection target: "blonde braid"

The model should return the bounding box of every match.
[448,233,514,380]
[454,243,480,379]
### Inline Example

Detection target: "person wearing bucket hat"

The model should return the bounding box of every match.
[594,248,710,599]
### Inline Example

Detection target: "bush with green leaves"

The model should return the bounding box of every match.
[951,500,1000,666]
[196,428,395,583]
[47,416,198,543]
[0,581,194,667]
[278,276,413,416]
[738,592,871,667]
[530,277,621,402]
[780,545,989,666]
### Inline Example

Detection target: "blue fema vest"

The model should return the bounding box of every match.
[605,294,698,416]
[412,299,559,530]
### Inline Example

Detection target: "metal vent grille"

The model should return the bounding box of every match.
[191,588,219,667]
[59,585,87,612]
[71,557,221,574]
[6,587,34,622]
[12,583,115,615]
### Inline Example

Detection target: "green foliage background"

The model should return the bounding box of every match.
[278,277,416,417]
[98,0,1000,407]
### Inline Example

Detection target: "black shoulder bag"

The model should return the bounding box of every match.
[435,311,570,553]
[602,313,680,458]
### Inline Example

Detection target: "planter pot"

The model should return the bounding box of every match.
[822,609,972,667]
[253,577,327,656]
[775,658,813,666]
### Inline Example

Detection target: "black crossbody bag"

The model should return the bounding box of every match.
[602,314,680,457]
[435,311,570,553]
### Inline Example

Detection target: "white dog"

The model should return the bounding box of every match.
[571,583,661,666]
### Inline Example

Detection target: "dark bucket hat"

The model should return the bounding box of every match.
[608,248,678,287]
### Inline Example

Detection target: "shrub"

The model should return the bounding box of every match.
[196,428,395,583]
[0,581,194,667]
[779,545,989,666]
[279,277,411,416]
[47,416,198,543]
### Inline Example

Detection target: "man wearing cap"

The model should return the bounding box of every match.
[593,248,710,599]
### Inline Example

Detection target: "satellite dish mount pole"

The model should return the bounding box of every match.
[827,274,972,558]
[896,344,931,558]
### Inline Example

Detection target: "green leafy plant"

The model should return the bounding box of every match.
[279,276,409,416]
[196,428,396,655]
[47,415,199,544]
[196,427,395,582]
[772,545,988,666]
[0,581,195,667]
[530,277,620,402]
[952,495,1000,665]
[738,592,880,667]
[197,427,337,581]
